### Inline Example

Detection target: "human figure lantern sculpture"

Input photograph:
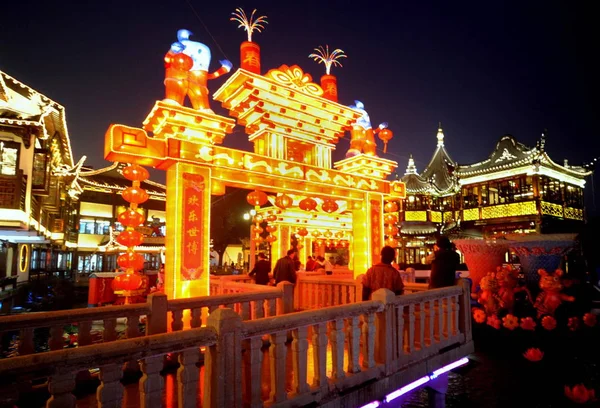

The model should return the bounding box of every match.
[231,8,267,75]
[309,45,346,102]
[346,100,392,158]
[112,164,150,304]
[164,29,233,112]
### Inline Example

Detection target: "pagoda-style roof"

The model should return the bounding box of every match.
[417,126,458,195]
[0,70,74,167]
[401,155,431,194]
[457,134,592,187]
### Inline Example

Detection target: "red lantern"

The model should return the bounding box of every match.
[274,194,292,209]
[324,230,333,238]
[384,201,398,213]
[384,214,398,224]
[265,235,277,243]
[321,199,339,213]
[122,164,149,182]
[112,272,143,291]
[116,230,144,247]
[299,197,317,211]
[385,225,399,236]
[334,231,344,239]
[118,209,145,228]
[252,226,263,234]
[387,238,398,247]
[253,214,264,223]
[117,252,145,271]
[297,227,308,237]
[247,190,268,207]
[266,214,277,222]
[122,187,149,204]
[311,230,321,238]
[266,225,277,233]
[378,128,393,153]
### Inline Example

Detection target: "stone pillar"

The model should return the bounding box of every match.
[276,281,294,314]
[204,308,242,408]
[146,293,168,335]
[47,373,76,408]
[372,288,396,375]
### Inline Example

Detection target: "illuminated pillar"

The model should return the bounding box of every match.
[320,74,338,102]
[165,163,211,299]
[351,193,384,278]
[240,41,261,74]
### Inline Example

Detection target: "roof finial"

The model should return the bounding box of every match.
[436,123,444,147]
[405,154,418,175]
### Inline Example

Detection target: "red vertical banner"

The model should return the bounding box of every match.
[181,172,205,281]
[371,199,382,265]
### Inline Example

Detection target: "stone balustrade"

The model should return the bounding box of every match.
[0,280,473,408]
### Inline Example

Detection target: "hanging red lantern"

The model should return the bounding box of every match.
[299,197,318,211]
[118,209,145,227]
[246,190,268,207]
[122,164,150,182]
[122,187,149,204]
[321,199,339,213]
[297,227,308,237]
[265,235,277,243]
[274,194,293,209]
[252,226,263,234]
[384,201,398,213]
[311,230,321,238]
[378,128,393,153]
[385,225,399,236]
[117,252,145,271]
[253,214,264,223]
[116,230,144,247]
[387,238,398,247]
[112,272,143,291]
[266,225,277,233]
[266,214,277,223]
[334,231,344,239]
[324,230,333,238]
[384,213,398,224]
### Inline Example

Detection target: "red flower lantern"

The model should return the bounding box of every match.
[122,164,150,182]
[297,227,308,237]
[122,187,149,204]
[116,230,144,247]
[274,194,292,209]
[321,199,339,213]
[384,201,398,213]
[299,197,317,211]
[377,128,393,153]
[247,190,268,207]
[117,252,145,271]
[118,209,145,227]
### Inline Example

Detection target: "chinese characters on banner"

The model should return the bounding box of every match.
[181,172,205,281]
[371,199,382,264]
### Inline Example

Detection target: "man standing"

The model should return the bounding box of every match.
[274,249,298,284]
[362,246,405,300]
[429,237,460,289]
[248,253,271,285]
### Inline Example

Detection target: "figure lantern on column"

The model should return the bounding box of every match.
[112,164,150,304]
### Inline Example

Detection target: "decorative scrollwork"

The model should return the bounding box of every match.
[541,201,563,218]
[564,207,583,220]
[266,65,324,96]
[405,211,427,222]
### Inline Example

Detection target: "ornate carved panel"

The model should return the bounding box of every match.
[541,201,563,218]
[481,201,537,219]
[405,211,427,222]
[462,208,479,221]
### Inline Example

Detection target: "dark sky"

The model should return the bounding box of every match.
[1,1,598,212]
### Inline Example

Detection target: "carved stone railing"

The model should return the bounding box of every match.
[0,281,472,407]
[210,274,253,295]
[294,275,362,310]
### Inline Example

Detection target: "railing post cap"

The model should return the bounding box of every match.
[206,308,242,333]
[371,288,396,303]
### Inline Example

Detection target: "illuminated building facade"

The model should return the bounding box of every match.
[0,70,76,282]
[397,127,591,265]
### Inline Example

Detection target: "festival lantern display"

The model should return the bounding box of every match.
[274,193,292,209]
[383,200,399,247]
[112,164,149,304]
[376,128,394,153]
[297,227,308,237]
[309,45,346,103]
[231,8,267,75]
[299,197,318,211]
[321,198,339,213]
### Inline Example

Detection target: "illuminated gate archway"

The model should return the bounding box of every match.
[104,29,405,299]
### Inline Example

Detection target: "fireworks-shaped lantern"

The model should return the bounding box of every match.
[231,8,267,75]
[112,164,150,304]
[384,201,399,247]
[308,45,346,102]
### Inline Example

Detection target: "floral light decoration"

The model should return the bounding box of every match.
[308,45,346,76]
[487,314,501,330]
[583,313,597,327]
[472,308,487,324]
[541,315,557,331]
[520,317,536,331]
[112,164,150,304]
[523,348,544,362]
[231,8,268,42]
[565,384,597,404]
[502,314,519,330]
[568,316,580,331]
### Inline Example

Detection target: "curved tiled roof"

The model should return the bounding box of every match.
[420,126,458,195]
[79,162,166,200]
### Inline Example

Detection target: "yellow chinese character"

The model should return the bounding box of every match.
[187,195,199,206]
[243,51,260,67]
[325,83,337,96]
[187,241,198,255]
[187,227,198,237]
[188,210,198,222]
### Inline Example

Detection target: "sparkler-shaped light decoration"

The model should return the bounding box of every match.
[309,45,347,75]
[231,8,268,42]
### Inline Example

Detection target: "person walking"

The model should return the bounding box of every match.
[248,253,271,285]
[362,246,405,300]
[273,249,298,284]
[428,236,460,289]
[324,257,334,275]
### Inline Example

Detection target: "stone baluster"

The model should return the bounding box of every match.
[171,310,184,332]
[312,322,329,392]
[396,304,405,356]
[79,320,93,346]
[405,304,415,353]
[307,283,313,309]
[268,331,288,404]
[435,298,443,343]
[140,355,164,408]
[103,318,117,342]
[291,327,309,396]
[277,282,295,315]
[361,313,376,369]
[49,325,64,351]
[329,318,346,381]
[178,348,200,408]
[147,293,168,335]
[416,301,425,350]
[242,337,263,408]
[47,372,76,408]
[18,327,34,355]
[326,285,332,307]
[240,302,250,321]
[97,364,123,408]
[458,279,473,342]
[204,308,242,408]
[252,301,264,319]
[191,308,202,328]
[372,289,395,374]
[127,316,141,339]
[445,297,452,339]
[452,295,460,337]
[347,316,361,373]
[208,305,218,316]
[426,300,434,347]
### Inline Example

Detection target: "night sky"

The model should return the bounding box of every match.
[1,1,598,213]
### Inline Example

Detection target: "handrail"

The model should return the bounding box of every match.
[391,285,462,306]
[168,290,281,311]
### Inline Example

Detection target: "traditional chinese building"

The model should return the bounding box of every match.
[0,70,76,283]
[397,127,592,265]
